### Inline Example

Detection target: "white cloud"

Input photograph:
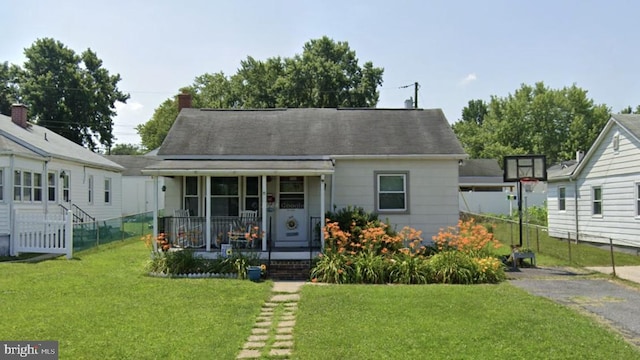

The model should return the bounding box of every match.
[459,73,478,86]
[115,101,144,112]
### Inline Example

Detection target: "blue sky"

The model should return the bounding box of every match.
[2,0,639,146]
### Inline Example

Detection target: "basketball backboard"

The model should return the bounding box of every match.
[503,155,547,182]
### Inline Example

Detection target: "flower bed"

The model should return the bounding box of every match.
[311,208,505,284]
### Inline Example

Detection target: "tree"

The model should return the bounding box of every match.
[18,38,129,150]
[137,36,384,150]
[0,61,20,116]
[453,82,610,165]
[620,105,640,114]
[110,143,145,155]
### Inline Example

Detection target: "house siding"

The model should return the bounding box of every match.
[332,158,459,241]
[548,122,640,247]
[121,176,166,216]
[547,181,577,239]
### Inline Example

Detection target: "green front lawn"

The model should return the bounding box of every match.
[0,239,272,359]
[490,222,640,267]
[294,284,640,359]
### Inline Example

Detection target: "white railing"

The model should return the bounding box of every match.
[11,210,73,259]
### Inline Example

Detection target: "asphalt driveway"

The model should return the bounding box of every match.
[508,267,640,347]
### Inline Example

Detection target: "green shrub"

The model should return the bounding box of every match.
[310,252,351,284]
[387,253,432,284]
[429,251,477,284]
[325,206,395,240]
[352,251,388,284]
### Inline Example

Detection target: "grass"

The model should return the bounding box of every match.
[293,284,640,360]
[0,238,272,359]
[489,222,640,267]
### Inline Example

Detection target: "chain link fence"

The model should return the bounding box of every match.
[462,211,640,272]
[73,212,153,252]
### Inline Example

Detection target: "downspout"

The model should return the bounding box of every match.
[320,175,326,250]
[43,160,49,215]
[573,177,579,242]
[9,154,15,255]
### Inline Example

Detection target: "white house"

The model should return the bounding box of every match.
[0,105,123,256]
[547,114,640,247]
[104,155,170,216]
[141,94,467,259]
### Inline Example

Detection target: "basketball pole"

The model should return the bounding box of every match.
[518,180,523,247]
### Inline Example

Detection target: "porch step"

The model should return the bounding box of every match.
[268,260,311,281]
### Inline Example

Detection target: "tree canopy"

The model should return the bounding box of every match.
[452,82,611,166]
[137,36,384,150]
[2,38,129,151]
[109,143,145,155]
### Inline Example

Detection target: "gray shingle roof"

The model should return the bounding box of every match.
[612,113,640,139]
[0,114,123,171]
[157,108,466,157]
[104,155,162,176]
[547,160,577,181]
[458,159,502,177]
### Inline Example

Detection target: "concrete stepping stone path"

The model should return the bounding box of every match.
[236,281,305,359]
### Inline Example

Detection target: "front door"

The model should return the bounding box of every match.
[275,176,307,247]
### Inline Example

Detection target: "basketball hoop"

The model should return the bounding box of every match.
[520,177,539,193]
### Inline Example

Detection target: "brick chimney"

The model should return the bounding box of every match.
[11,104,28,128]
[177,92,192,112]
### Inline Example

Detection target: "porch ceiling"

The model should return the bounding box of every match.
[141,159,334,176]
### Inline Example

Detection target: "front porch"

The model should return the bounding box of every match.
[159,214,323,259]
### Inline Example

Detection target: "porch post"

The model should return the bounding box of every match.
[152,175,158,252]
[205,175,211,252]
[261,175,267,251]
[320,174,326,250]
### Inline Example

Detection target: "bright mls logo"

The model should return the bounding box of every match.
[1,341,58,359]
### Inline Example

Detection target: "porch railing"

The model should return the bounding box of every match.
[160,216,263,249]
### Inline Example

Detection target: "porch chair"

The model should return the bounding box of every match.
[173,209,191,247]
[228,210,258,248]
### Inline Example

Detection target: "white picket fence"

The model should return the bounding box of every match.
[11,210,73,259]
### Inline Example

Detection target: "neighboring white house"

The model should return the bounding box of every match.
[0,105,124,256]
[458,159,546,215]
[104,154,172,216]
[140,94,467,258]
[547,114,640,248]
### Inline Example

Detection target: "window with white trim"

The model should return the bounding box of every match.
[62,172,70,202]
[184,176,199,216]
[14,170,21,201]
[104,178,111,204]
[558,186,566,211]
[592,186,602,216]
[88,175,94,204]
[48,172,56,202]
[34,173,42,202]
[245,177,260,213]
[211,177,239,216]
[23,171,32,201]
[375,172,408,213]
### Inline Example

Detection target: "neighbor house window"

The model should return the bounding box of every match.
[211,177,239,216]
[104,178,111,204]
[558,186,566,211]
[34,173,42,202]
[184,176,199,216]
[375,172,409,213]
[592,186,602,216]
[14,170,21,201]
[613,131,620,153]
[62,172,70,202]
[88,175,94,204]
[48,172,56,202]
[23,171,32,201]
